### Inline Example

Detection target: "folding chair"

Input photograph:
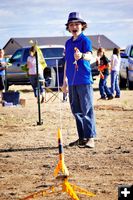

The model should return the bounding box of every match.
[44,87,62,103]
[39,78,63,103]
[42,59,67,103]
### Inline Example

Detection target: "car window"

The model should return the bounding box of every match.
[23,47,64,61]
[125,46,129,55]
[23,48,30,62]
[130,46,133,58]
[12,49,23,61]
[42,48,64,58]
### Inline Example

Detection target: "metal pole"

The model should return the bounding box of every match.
[4,66,7,92]
[56,59,60,92]
[35,50,43,125]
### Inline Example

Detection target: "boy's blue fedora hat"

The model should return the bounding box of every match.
[65,12,87,26]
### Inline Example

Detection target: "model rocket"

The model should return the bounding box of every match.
[54,128,69,177]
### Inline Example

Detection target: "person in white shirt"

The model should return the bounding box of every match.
[27,46,45,103]
[110,48,121,98]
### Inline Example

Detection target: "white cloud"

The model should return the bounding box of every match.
[91,18,133,24]
[0,0,133,48]
[0,9,15,17]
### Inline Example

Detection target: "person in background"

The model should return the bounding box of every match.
[27,46,45,103]
[110,48,121,98]
[62,12,96,148]
[0,49,6,102]
[97,47,113,100]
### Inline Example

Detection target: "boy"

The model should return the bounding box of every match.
[62,12,96,148]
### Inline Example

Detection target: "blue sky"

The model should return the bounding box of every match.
[0,0,133,49]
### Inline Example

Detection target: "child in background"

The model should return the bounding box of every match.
[97,48,113,100]
[27,46,45,103]
[110,48,121,98]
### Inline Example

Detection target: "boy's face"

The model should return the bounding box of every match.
[68,22,83,37]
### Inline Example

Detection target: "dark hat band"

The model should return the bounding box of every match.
[66,18,86,26]
[68,18,83,22]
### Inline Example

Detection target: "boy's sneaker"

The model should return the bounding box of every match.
[85,138,95,148]
[69,139,79,147]
[78,138,89,147]
[69,139,87,147]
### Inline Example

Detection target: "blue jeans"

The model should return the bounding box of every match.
[99,74,112,98]
[29,75,44,97]
[111,71,120,97]
[68,84,96,139]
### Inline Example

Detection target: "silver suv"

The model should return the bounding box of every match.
[120,45,133,90]
[6,45,65,90]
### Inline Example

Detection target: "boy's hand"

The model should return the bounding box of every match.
[74,48,82,61]
[61,85,68,93]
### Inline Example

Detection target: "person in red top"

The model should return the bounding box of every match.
[97,48,113,100]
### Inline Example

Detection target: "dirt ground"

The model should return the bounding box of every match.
[0,79,133,200]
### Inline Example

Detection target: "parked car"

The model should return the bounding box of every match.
[5,45,99,90]
[120,45,133,90]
